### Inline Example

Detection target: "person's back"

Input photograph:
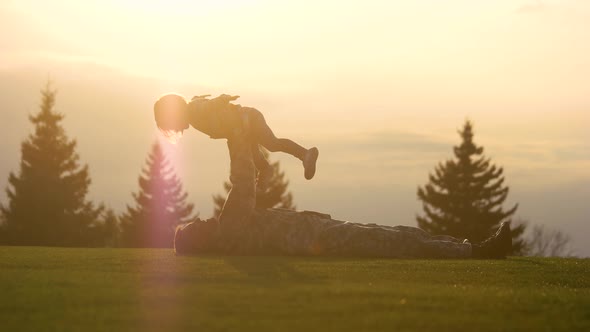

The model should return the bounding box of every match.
[227,209,341,255]
[218,208,473,258]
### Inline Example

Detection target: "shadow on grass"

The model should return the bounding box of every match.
[509,256,549,266]
[222,256,320,282]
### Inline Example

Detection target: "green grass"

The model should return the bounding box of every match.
[0,247,588,332]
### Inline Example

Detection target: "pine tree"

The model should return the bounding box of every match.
[120,141,195,248]
[0,82,103,246]
[97,208,119,247]
[417,120,525,253]
[212,149,295,218]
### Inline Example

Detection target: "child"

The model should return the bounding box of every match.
[153,93,319,191]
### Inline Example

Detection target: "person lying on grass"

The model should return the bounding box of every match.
[153,93,319,193]
[175,209,513,259]
[165,122,512,259]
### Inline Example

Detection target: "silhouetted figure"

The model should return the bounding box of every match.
[171,130,512,259]
[153,94,319,192]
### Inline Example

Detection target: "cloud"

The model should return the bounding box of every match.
[318,131,453,157]
[516,0,546,14]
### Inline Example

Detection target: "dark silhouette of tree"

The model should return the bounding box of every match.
[120,141,195,247]
[417,120,525,253]
[98,208,119,247]
[524,223,574,257]
[0,82,104,246]
[213,149,295,218]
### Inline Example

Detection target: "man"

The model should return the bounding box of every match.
[174,129,512,259]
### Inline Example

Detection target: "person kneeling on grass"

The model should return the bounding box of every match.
[166,121,512,259]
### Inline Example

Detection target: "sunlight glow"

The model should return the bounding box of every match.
[161,130,184,145]
[116,0,256,15]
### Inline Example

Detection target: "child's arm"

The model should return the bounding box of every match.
[213,94,240,104]
[191,94,240,109]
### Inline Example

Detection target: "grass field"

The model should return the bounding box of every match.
[0,247,588,332]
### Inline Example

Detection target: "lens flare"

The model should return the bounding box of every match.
[161,129,184,145]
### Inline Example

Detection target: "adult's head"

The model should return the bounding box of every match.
[153,93,190,143]
[174,218,219,255]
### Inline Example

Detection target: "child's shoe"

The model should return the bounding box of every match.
[303,147,319,180]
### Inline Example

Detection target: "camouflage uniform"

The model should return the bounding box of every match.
[178,131,472,258]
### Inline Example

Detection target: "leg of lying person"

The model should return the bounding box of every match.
[218,135,257,236]
[315,223,472,258]
[174,136,256,255]
[251,142,273,193]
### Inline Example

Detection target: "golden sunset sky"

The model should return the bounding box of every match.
[3,1,589,143]
[0,0,589,254]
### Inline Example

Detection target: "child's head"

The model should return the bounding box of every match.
[153,93,189,143]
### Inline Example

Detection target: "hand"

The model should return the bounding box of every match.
[218,94,240,102]
[192,94,211,101]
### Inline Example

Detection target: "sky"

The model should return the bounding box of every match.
[0,0,589,255]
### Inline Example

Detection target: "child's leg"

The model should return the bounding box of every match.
[247,108,308,160]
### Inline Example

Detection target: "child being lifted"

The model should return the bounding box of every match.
[153,93,319,191]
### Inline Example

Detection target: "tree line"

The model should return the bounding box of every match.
[0,84,294,248]
[0,83,573,256]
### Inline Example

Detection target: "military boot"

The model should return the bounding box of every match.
[471,222,512,259]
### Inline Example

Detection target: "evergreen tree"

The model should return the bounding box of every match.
[120,141,195,247]
[0,82,103,246]
[213,149,295,218]
[96,208,119,247]
[417,120,525,253]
